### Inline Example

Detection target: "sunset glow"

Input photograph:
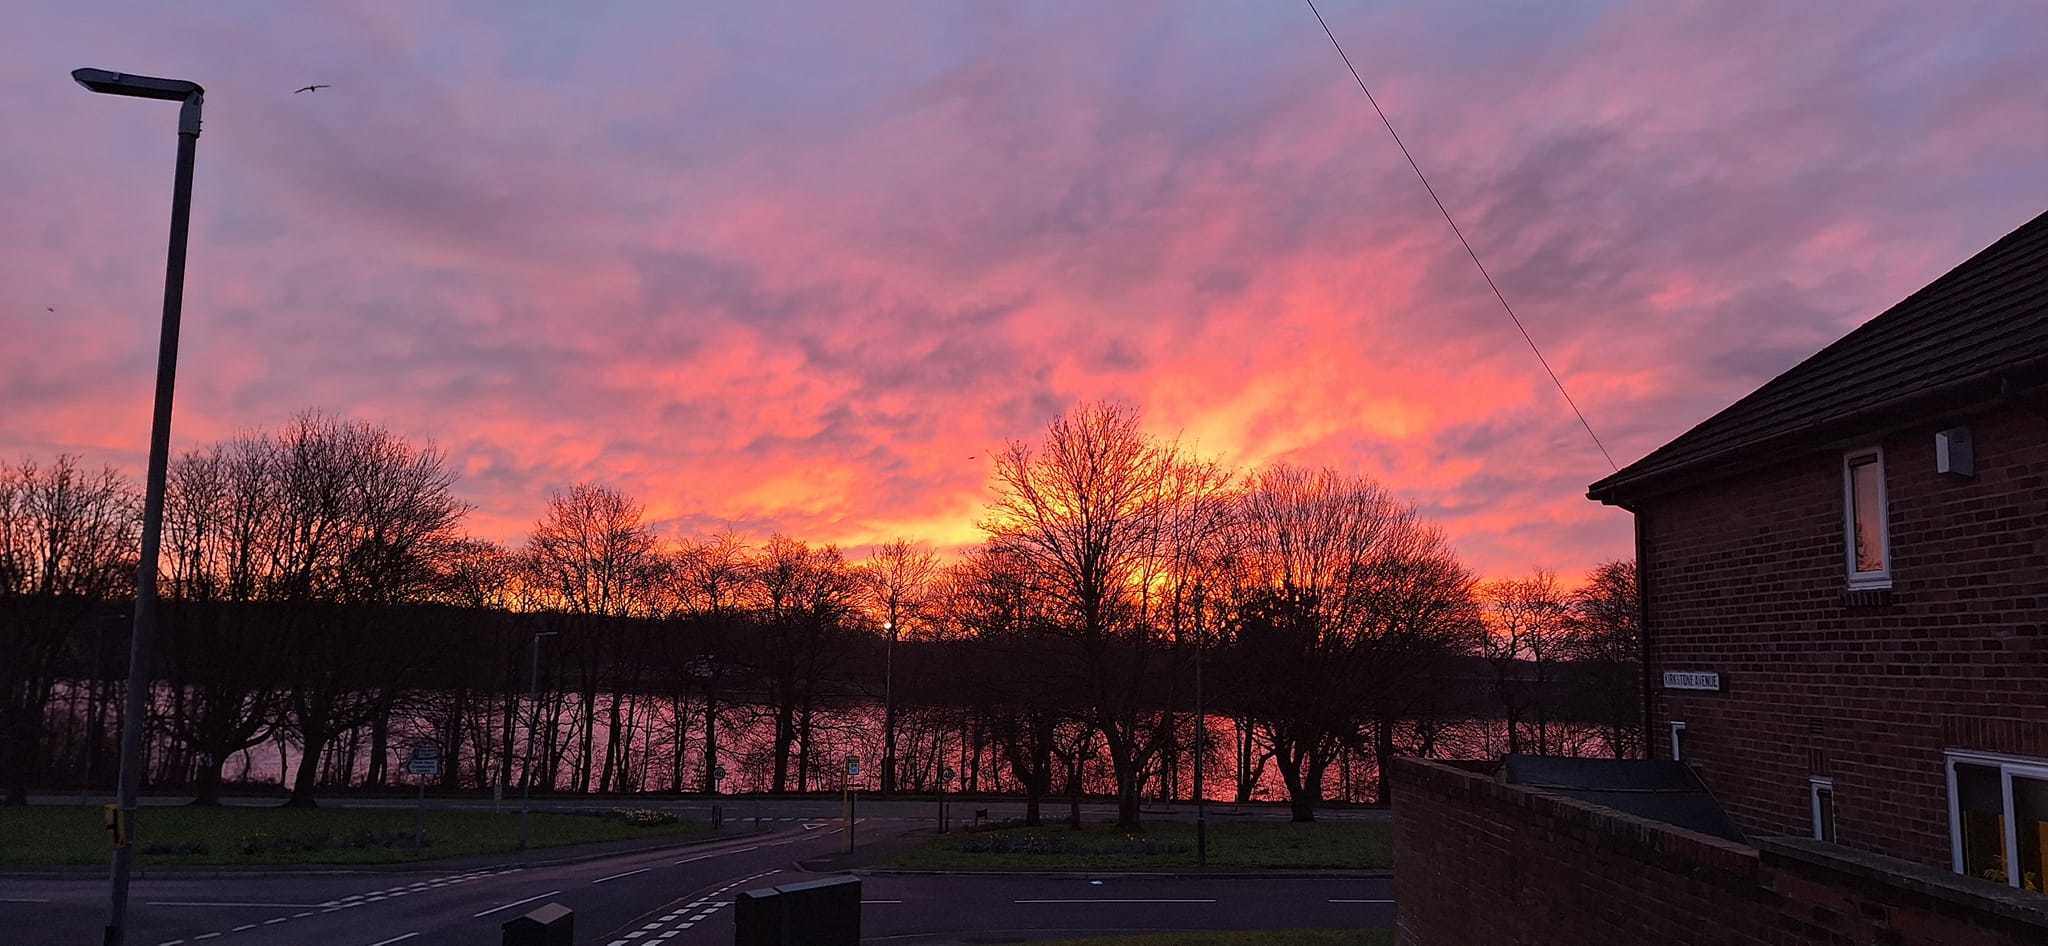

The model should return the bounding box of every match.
[5,1,2045,578]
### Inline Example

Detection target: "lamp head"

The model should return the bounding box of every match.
[73,68,203,101]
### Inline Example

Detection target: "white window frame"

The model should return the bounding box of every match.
[1945,749,2048,889]
[1669,721,1686,762]
[1842,448,1891,589]
[1809,776,1836,842]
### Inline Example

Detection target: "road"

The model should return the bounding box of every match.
[2,802,1392,945]
[21,793,1389,824]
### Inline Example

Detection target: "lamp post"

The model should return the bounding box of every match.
[881,617,896,796]
[1193,583,1207,867]
[519,630,559,851]
[74,66,205,946]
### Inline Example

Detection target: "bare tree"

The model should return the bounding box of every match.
[743,536,857,793]
[1222,465,1410,820]
[946,543,1066,824]
[1570,559,1643,759]
[160,439,286,804]
[273,414,468,805]
[859,538,937,794]
[1479,570,1572,756]
[981,402,1206,830]
[0,457,137,804]
[668,531,751,793]
[522,483,659,793]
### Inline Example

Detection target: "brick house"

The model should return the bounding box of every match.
[1392,213,2048,946]
[1585,209,2048,890]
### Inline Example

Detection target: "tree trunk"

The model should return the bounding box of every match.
[288,728,329,807]
[191,755,227,806]
[1375,716,1397,806]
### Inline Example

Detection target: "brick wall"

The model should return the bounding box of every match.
[1637,402,2048,867]
[1392,756,2048,946]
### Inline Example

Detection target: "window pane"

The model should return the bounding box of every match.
[1957,762,2008,883]
[2016,775,2048,893]
[1815,788,1836,842]
[1850,458,1884,573]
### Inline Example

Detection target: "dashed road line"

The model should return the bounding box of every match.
[474,889,565,918]
[1015,898,1218,904]
[367,934,419,946]
[147,901,327,908]
[593,866,653,884]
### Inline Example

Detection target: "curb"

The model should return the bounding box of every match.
[851,867,1393,879]
[0,825,775,881]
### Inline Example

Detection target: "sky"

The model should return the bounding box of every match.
[4,1,2045,580]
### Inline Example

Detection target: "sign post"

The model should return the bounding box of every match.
[406,744,443,849]
[843,755,860,853]
[939,765,955,834]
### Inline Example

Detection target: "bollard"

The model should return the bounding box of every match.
[501,902,572,946]
[713,803,723,830]
[734,876,861,946]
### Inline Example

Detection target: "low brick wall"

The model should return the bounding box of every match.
[1392,757,2048,945]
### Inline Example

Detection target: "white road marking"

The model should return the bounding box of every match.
[293,911,315,918]
[156,940,185,946]
[230,925,256,932]
[862,899,904,903]
[1329,898,1397,903]
[146,901,327,908]
[675,844,756,864]
[262,917,288,925]
[367,934,419,946]
[0,898,52,903]
[194,936,221,942]
[473,889,564,918]
[1014,898,1218,903]
[592,866,653,884]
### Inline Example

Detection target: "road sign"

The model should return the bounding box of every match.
[845,755,860,776]
[407,744,443,777]
[940,766,955,783]
[713,766,728,781]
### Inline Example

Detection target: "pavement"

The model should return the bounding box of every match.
[1,799,1393,945]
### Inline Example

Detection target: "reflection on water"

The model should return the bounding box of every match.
[39,683,1611,803]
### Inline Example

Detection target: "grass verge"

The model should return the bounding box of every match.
[883,819,1391,871]
[1029,931,1391,946]
[0,804,707,867]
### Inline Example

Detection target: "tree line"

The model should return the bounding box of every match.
[0,404,1640,824]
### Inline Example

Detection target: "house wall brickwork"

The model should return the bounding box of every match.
[1392,756,2048,945]
[1636,402,2048,867]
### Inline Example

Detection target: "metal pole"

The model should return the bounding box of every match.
[414,776,426,848]
[881,619,896,796]
[105,91,201,946]
[519,632,552,851]
[1194,601,1207,867]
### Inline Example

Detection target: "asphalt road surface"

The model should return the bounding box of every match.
[2,806,1391,945]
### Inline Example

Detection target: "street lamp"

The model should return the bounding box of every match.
[75,65,205,946]
[519,630,560,851]
[881,618,896,796]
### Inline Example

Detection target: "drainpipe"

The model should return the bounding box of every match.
[1633,508,1656,760]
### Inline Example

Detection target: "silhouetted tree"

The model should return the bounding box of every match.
[860,538,937,795]
[0,457,136,804]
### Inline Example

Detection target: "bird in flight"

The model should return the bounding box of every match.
[294,84,331,94]
[46,306,55,313]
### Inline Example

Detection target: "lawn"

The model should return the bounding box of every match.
[0,803,709,867]
[1029,931,1391,946]
[884,819,1391,871]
